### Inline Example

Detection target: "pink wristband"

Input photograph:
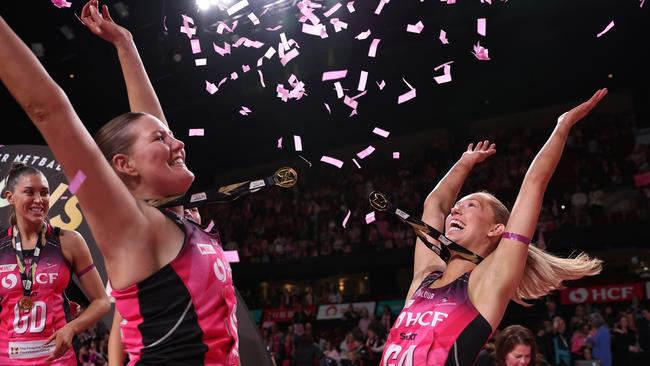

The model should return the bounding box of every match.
[502,232,531,245]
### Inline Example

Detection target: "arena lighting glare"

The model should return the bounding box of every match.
[197,0,225,11]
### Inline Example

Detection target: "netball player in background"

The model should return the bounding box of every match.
[0,5,239,365]
[1,163,109,365]
[382,90,606,366]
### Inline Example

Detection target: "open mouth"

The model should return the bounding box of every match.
[28,206,45,214]
[169,157,186,167]
[448,219,466,232]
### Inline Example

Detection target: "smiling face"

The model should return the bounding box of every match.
[445,192,506,257]
[5,173,50,226]
[112,115,194,199]
[504,344,532,366]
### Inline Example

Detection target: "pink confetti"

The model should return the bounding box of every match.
[434,62,454,84]
[641,0,645,8]
[302,23,326,37]
[266,25,283,31]
[277,137,283,149]
[368,39,381,57]
[481,0,492,4]
[163,16,168,32]
[239,106,252,116]
[357,71,368,91]
[344,95,358,110]
[217,20,238,34]
[374,0,388,15]
[280,33,290,51]
[227,0,249,16]
[393,152,400,159]
[355,30,371,40]
[232,37,264,49]
[180,25,196,38]
[347,1,355,12]
[350,90,367,101]
[342,210,351,228]
[230,72,238,80]
[204,220,215,233]
[352,158,361,169]
[258,70,266,87]
[472,41,490,61]
[293,135,303,151]
[334,82,344,98]
[324,103,331,113]
[372,127,390,138]
[223,250,240,263]
[398,89,416,104]
[322,70,348,81]
[189,128,205,136]
[213,42,231,56]
[242,64,251,73]
[596,21,615,38]
[195,59,207,66]
[477,18,486,36]
[191,39,201,54]
[439,29,449,44]
[280,48,300,66]
[321,156,344,168]
[407,21,424,34]
[324,3,342,17]
[330,18,348,33]
[68,170,86,194]
[248,13,260,25]
[365,211,376,224]
[206,81,218,94]
[51,0,72,9]
[356,145,376,159]
[377,80,386,90]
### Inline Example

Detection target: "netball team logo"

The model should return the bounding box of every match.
[2,273,17,289]
[569,288,588,303]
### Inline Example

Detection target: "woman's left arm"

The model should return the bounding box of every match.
[474,89,608,327]
[47,230,111,361]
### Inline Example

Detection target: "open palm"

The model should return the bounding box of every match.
[461,140,496,165]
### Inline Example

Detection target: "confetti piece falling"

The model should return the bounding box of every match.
[51,0,72,8]
[189,128,205,136]
[206,81,218,94]
[324,3,342,17]
[334,82,344,98]
[205,220,215,232]
[368,38,381,57]
[357,146,376,159]
[397,78,416,104]
[472,41,490,60]
[439,29,449,44]
[321,156,344,168]
[230,72,238,80]
[302,23,326,36]
[373,127,390,138]
[347,1,355,12]
[223,250,240,263]
[68,170,86,194]
[280,48,300,66]
[299,155,313,167]
[190,39,201,54]
[342,210,351,228]
[258,70,266,87]
[375,0,389,15]
[195,59,207,66]
[407,21,424,34]
[266,25,283,31]
[393,152,400,159]
[324,103,331,113]
[377,80,386,90]
[248,13,260,25]
[242,64,251,72]
[227,0,249,16]
[357,71,368,91]
[477,18,486,36]
[294,135,303,151]
[365,211,376,224]
[217,21,238,34]
[277,137,283,149]
[434,61,454,84]
[355,30,371,40]
[596,21,615,38]
[239,106,252,116]
[213,42,231,56]
[322,70,348,81]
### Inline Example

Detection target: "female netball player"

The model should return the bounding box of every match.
[1,163,110,365]
[0,6,239,365]
[382,90,606,366]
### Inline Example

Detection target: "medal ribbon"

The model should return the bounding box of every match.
[11,222,48,301]
[368,191,484,264]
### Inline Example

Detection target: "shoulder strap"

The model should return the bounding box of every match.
[416,271,443,292]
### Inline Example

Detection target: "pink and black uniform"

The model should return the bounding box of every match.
[382,271,492,366]
[0,224,76,365]
[112,211,239,366]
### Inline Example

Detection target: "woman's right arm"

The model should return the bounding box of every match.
[108,311,127,366]
[406,141,496,299]
[0,17,149,257]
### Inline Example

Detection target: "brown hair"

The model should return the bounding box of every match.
[94,112,147,163]
[495,325,537,366]
[481,191,602,306]
[3,162,47,225]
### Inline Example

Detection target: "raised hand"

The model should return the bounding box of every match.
[460,140,496,166]
[81,0,132,46]
[557,88,608,128]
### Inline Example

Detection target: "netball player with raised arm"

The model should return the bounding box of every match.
[0,9,239,366]
[1,163,110,365]
[382,89,606,366]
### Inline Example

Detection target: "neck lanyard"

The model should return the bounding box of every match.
[11,222,48,312]
[368,191,483,264]
[148,167,298,209]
